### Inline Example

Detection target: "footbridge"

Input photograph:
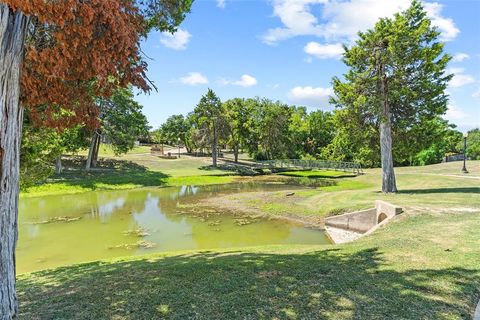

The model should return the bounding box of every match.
[254,159,363,174]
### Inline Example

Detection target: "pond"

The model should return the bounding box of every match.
[18,183,330,273]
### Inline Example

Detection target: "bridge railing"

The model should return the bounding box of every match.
[255,159,363,174]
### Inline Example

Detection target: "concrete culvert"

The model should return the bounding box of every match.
[378,212,388,223]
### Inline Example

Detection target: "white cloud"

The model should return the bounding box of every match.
[233,74,258,87]
[473,88,480,99]
[179,72,209,85]
[304,42,343,59]
[423,2,459,41]
[444,102,479,130]
[445,103,468,120]
[448,67,475,88]
[263,0,459,44]
[262,0,327,45]
[289,86,333,106]
[217,0,226,8]
[221,75,258,87]
[160,29,191,50]
[320,0,410,40]
[452,53,470,62]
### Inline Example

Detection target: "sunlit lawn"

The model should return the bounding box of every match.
[16,156,480,318]
[209,161,480,218]
[17,209,480,319]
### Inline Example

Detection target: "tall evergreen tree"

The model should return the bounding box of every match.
[331,0,451,193]
[194,89,223,167]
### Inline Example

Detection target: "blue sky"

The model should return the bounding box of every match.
[135,0,480,132]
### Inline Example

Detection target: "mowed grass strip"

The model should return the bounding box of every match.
[17,210,480,319]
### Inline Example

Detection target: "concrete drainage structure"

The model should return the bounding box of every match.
[325,200,403,244]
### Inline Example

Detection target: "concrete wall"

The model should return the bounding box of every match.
[324,208,377,233]
[325,201,403,234]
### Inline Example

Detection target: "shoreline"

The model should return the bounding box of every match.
[198,189,326,230]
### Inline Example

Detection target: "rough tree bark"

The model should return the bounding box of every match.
[92,131,101,167]
[212,120,217,167]
[85,131,98,170]
[233,143,239,163]
[86,131,102,170]
[0,4,30,319]
[55,157,62,174]
[378,58,397,193]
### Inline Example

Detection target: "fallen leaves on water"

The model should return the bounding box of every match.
[29,216,82,224]
[123,228,150,237]
[234,218,258,226]
[107,241,156,250]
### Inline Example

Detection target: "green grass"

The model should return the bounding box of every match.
[17,210,480,319]
[77,145,152,157]
[15,159,480,318]
[21,170,237,198]
[21,155,237,198]
[211,162,480,218]
[167,175,236,186]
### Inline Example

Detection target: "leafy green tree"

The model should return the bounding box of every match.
[321,108,380,167]
[158,114,191,151]
[400,117,459,165]
[86,88,150,169]
[306,110,334,158]
[222,98,254,162]
[21,112,90,187]
[331,0,451,192]
[193,89,224,166]
[20,122,61,188]
[459,129,480,160]
[253,99,292,160]
[287,107,309,158]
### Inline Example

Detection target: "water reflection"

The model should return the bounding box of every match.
[18,184,329,273]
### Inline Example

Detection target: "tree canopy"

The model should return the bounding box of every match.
[331,0,451,192]
[5,0,192,129]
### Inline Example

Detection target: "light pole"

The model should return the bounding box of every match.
[177,137,181,159]
[462,132,468,174]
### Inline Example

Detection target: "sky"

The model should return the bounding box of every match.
[135,0,480,132]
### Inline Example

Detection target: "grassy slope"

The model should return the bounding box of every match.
[21,151,235,198]
[21,149,361,198]
[17,210,480,319]
[16,159,480,318]
[209,161,480,219]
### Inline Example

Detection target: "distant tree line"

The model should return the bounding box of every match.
[151,89,474,169]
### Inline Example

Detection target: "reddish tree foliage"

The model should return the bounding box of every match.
[5,0,150,129]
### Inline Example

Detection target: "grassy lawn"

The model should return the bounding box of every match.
[204,161,480,220]
[21,155,236,198]
[21,152,364,198]
[16,157,480,318]
[17,209,480,319]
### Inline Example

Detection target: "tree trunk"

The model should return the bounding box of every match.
[92,132,101,168]
[380,120,397,192]
[0,5,30,318]
[55,156,62,174]
[212,120,217,167]
[378,59,397,193]
[86,132,97,170]
[234,143,239,163]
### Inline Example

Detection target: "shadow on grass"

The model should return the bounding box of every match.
[49,156,170,189]
[399,187,480,194]
[17,248,479,319]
